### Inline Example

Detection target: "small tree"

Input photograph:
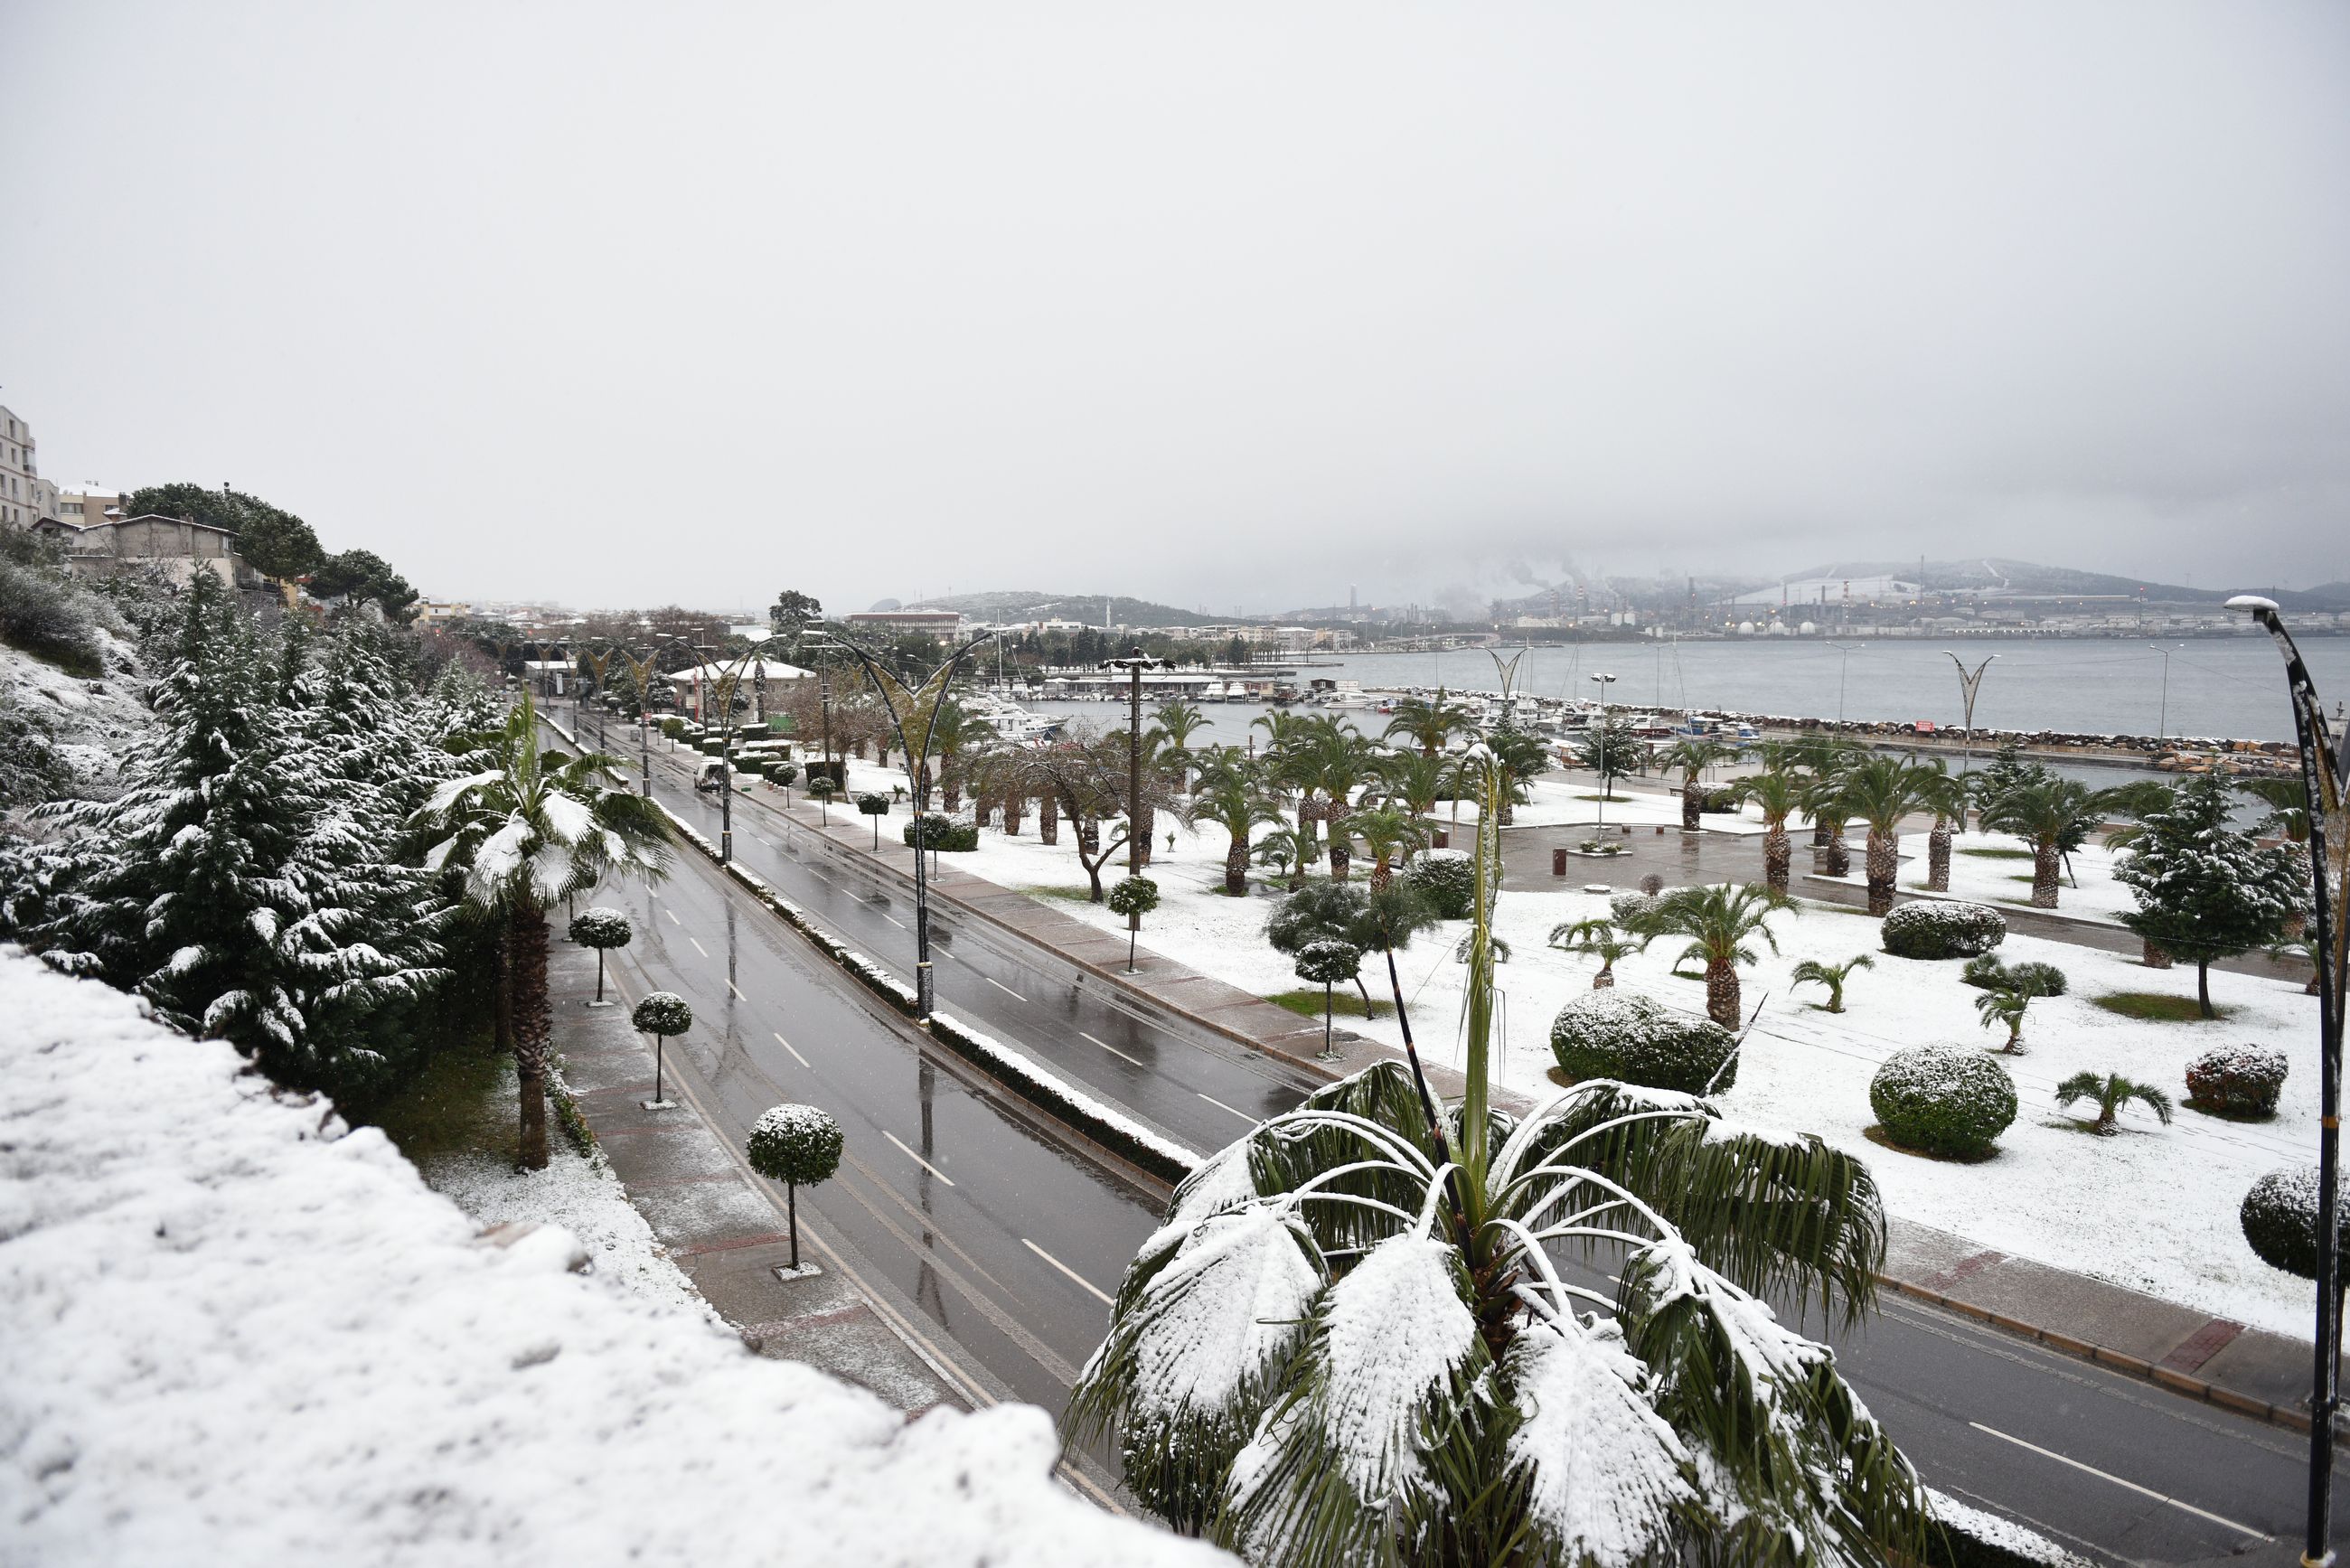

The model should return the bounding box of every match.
[1791,953,1873,1013]
[1653,736,1742,831]
[1575,718,1642,802]
[855,790,890,849]
[1266,881,1378,1016]
[632,991,692,1107]
[1973,984,2033,1054]
[569,906,632,1004]
[770,758,798,802]
[1252,825,1316,892]
[1650,882,1790,1029]
[1293,938,1363,1060]
[1107,875,1161,973]
[1546,917,1649,989]
[747,1103,844,1272]
[807,775,837,822]
[2055,1072,2174,1135]
[2116,774,2305,1019]
[1979,775,2099,909]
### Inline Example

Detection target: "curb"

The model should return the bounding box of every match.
[1879,1274,2312,1434]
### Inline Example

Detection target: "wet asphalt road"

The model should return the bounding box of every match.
[581,715,2335,1563]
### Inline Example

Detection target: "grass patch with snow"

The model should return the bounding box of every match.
[2092,991,2222,1023]
[1265,988,1392,1020]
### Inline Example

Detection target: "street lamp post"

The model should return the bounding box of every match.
[1102,647,1176,875]
[2148,642,2182,741]
[804,629,1000,1019]
[1943,651,1998,772]
[1590,671,1618,833]
[1826,642,1861,725]
[700,639,783,865]
[2226,596,2348,1568]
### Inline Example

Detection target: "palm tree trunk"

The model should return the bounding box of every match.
[1003,792,1023,837]
[1593,964,1614,990]
[511,906,553,1171]
[1704,958,1740,1031]
[1225,835,1250,896]
[1681,777,1701,831]
[1370,855,1392,892]
[1763,824,1791,894]
[1039,792,1058,846]
[2032,840,2060,908]
[1927,816,1952,892]
[1823,831,1850,878]
[1134,802,1154,869]
[1866,827,1897,917]
[1327,807,1350,879]
[494,927,514,1055]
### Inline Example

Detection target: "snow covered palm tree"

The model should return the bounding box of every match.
[1072,716,1926,1568]
[1979,776,2097,910]
[1652,882,1789,1031]
[1546,916,1649,989]
[1730,766,1804,895]
[1381,690,1476,756]
[2054,1072,2172,1134]
[417,691,670,1169]
[1192,751,1283,896]
[1791,953,1872,1013]
[1344,806,1429,891]
[1836,756,1939,916]
[1653,737,1741,832]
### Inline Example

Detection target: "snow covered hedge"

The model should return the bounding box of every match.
[1609,890,1663,933]
[2185,1046,2288,1121]
[903,812,979,852]
[1882,902,2007,961]
[2241,1166,2349,1283]
[1399,849,1476,919]
[1870,1047,2017,1159]
[0,947,1224,1568]
[1548,991,1739,1094]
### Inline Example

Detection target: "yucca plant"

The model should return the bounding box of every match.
[2054,1071,2174,1134]
[1069,721,1927,1568]
[1546,915,1650,989]
[1791,953,1873,1014]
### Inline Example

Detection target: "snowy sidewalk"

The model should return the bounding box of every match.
[548,937,964,1415]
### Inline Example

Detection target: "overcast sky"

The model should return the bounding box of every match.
[5,3,2345,615]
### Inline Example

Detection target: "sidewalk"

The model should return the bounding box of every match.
[545,936,964,1416]
[720,765,2326,1432]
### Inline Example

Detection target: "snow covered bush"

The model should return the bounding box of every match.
[902,812,978,851]
[1609,890,1663,933]
[748,1103,845,1188]
[1881,902,2007,960]
[569,907,632,950]
[1398,848,1476,920]
[854,791,890,815]
[2240,1166,2348,1283]
[2186,1046,2289,1121]
[1108,875,1161,923]
[631,991,692,1038]
[1549,991,1739,1094]
[1870,1047,2017,1160]
[1960,954,2066,997]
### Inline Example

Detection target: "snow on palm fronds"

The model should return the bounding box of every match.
[1067,1060,1928,1567]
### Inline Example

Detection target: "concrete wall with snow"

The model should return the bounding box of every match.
[0,946,1225,1568]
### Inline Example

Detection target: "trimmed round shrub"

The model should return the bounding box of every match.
[1549,991,1739,1094]
[748,1103,845,1187]
[854,791,890,816]
[1400,850,1477,920]
[902,812,979,851]
[1881,901,2007,960]
[1107,876,1161,920]
[770,760,800,787]
[2241,1166,2349,1283]
[1960,953,2067,996]
[569,906,632,950]
[1294,937,1362,987]
[631,991,692,1038]
[2186,1046,2289,1121]
[1869,1046,2017,1158]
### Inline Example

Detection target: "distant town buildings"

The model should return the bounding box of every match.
[35,512,258,590]
[842,608,964,636]
[0,406,39,530]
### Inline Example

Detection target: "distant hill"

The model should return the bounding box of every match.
[919,589,1231,628]
[1796,558,2350,610]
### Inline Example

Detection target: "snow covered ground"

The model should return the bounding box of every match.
[0,634,153,803]
[0,946,1224,1566]
[906,785,2322,1337]
[1815,830,2137,925]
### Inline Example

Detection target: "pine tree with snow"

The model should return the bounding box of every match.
[1070,698,1928,1568]
[2115,774,2304,1019]
[1,574,446,1098]
[414,690,670,1169]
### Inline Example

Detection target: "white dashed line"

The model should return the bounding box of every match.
[1966,1422,2268,1541]
[1023,1238,1114,1307]
[688,936,709,958]
[664,907,682,926]
[883,1131,957,1187]
[985,976,1022,999]
[727,980,746,1000]
[1197,1094,1255,1123]
[772,1032,809,1068]
[1078,1030,1146,1066]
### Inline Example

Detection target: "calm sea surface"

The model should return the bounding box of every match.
[1016,636,2350,746]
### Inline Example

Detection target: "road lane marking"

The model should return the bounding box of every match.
[1078,1030,1146,1067]
[664,907,681,925]
[985,976,1022,999]
[1023,1238,1114,1307]
[772,1031,810,1068]
[879,913,907,929]
[727,979,746,1000]
[1965,1422,2269,1541]
[688,936,709,957]
[882,1131,957,1187]
[1198,1093,1255,1123]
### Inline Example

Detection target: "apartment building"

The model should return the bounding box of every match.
[0,405,41,530]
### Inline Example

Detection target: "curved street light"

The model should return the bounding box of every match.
[2227,596,2348,1567]
[1589,671,1618,833]
[803,628,1000,1019]
[1942,650,1998,770]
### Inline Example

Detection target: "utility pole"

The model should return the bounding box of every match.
[1590,671,1618,832]
[1102,646,1174,874]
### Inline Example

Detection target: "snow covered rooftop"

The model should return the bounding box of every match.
[663,658,812,682]
[0,947,1223,1567]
